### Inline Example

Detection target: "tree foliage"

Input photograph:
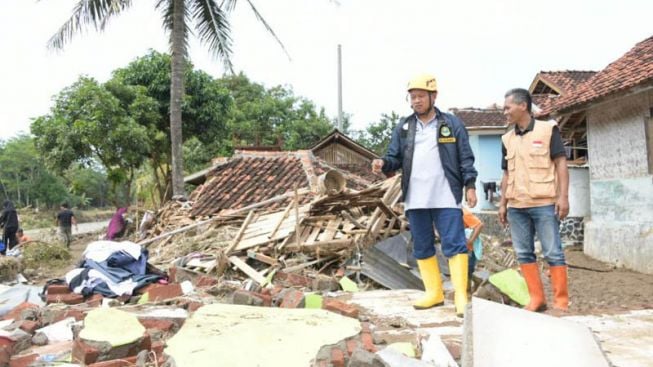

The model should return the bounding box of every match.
[31,77,151,204]
[354,112,400,156]
[220,73,334,152]
[0,135,107,208]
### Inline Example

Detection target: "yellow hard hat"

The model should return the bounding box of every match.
[407,74,438,92]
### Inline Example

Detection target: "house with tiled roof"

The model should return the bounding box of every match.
[529,70,597,163]
[188,149,379,217]
[450,107,507,210]
[546,35,653,274]
[310,129,382,183]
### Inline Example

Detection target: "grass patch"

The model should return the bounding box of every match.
[22,241,73,270]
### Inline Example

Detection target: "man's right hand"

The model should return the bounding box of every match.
[371,159,384,173]
[498,204,508,228]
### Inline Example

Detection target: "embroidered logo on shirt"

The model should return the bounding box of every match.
[440,125,451,137]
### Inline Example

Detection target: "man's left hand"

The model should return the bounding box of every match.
[466,188,477,208]
[555,196,569,220]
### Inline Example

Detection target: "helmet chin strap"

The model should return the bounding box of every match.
[414,93,436,119]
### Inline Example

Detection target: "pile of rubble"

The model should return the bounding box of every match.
[142,175,406,289]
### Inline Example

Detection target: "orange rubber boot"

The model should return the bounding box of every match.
[549,265,569,311]
[520,263,547,312]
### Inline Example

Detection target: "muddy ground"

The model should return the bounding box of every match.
[562,247,653,314]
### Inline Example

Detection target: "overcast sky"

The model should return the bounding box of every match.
[1,0,652,140]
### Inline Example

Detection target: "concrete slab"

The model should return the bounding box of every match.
[472,297,609,367]
[565,309,653,367]
[420,332,458,367]
[346,289,461,329]
[164,303,361,367]
[376,347,433,367]
[80,308,145,347]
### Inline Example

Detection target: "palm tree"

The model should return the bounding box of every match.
[47,0,286,198]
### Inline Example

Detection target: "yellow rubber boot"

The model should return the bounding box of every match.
[449,253,469,317]
[413,256,445,310]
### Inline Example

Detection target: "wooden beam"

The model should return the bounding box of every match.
[268,201,293,239]
[247,250,278,266]
[225,210,256,255]
[229,256,267,285]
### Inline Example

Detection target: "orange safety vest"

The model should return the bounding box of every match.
[501,120,558,208]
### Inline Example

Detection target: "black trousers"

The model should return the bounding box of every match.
[2,227,18,254]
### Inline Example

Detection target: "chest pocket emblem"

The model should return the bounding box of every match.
[438,125,455,143]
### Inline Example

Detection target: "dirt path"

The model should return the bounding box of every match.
[562,248,653,314]
[24,221,108,242]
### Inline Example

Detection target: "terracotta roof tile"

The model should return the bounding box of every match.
[536,71,597,94]
[550,36,653,113]
[189,151,377,217]
[451,108,507,128]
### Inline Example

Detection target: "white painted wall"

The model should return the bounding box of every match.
[584,91,653,274]
[568,166,590,217]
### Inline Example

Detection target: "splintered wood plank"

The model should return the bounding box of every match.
[247,250,278,266]
[383,217,398,239]
[229,256,267,285]
[319,218,342,242]
[268,201,293,239]
[225,210,256,255]
[305,224,323,245]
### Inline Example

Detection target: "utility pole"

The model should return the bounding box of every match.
[337,44,343,131]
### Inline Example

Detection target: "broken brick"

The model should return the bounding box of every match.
[232,290,271,307]
[18,320,39,335]
[46,284,71,295]
[323,299,359,319]
[46,293,84,305]
[83,294,104,308]
[274,272,312,287]
[280,289,305,308]
[360,332,377,353]
[167,267,178,283]
[138,319,175,333]
[2,303,39,321]
[146,283,183,302]
[134,283,164,295]
[331,347,346,367]
[0,338,15,366]
[346,339,359,356]
[186,301,204,312]
[72,339,100,365]
[195,276,218,288]
[8,353,37,367]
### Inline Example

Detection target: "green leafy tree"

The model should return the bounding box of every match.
[0,135,81,208]
[48,0,286,199]
[31,77,151,204]
[110,51,232,201]
[219,73,334,151]
[354,112,400,156]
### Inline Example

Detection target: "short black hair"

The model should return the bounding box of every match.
[61,202,69,208]
[505,88,532,113]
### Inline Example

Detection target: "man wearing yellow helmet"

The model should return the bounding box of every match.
[372,74,478,317]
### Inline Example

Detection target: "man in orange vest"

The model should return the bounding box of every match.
[498,88,570,313]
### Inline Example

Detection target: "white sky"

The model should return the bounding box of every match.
[1,0,652,140]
